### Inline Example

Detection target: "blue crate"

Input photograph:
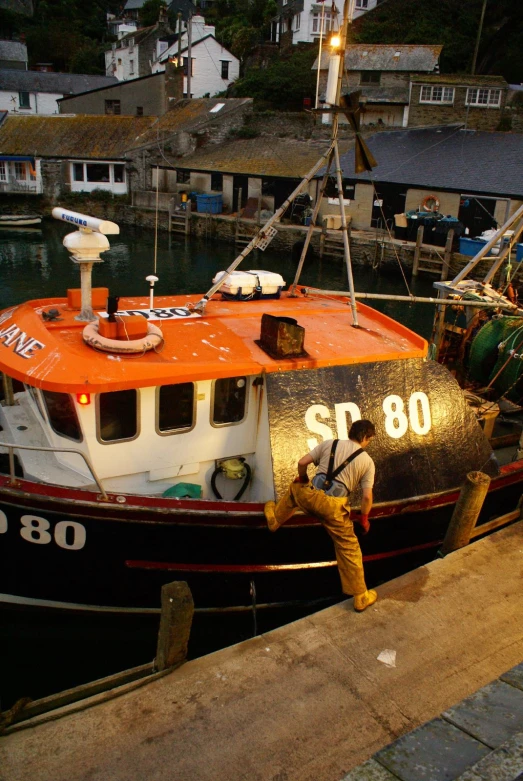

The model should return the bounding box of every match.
[196,194,223,214]
[516,243,523,262]
[459,237,487,256]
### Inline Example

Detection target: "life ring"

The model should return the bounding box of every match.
[421,194,440,213]
[82,320,163,354]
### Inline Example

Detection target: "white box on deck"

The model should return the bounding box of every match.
[212,270,285,298]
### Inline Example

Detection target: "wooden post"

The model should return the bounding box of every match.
[412,225,424,277]
[440,471,491,556]
[441,228,454,281]
[155,581,194,671]
[257,195,262,226]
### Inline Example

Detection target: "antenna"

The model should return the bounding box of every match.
[52,208,119,322]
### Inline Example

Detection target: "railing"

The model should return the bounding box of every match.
[0,180,41,194]
[0,441,108,500]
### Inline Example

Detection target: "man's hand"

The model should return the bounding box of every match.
[293,475,309,484]
[358,514,370,535]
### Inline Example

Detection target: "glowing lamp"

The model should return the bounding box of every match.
[330,35,341,49]
[77,393,91,406]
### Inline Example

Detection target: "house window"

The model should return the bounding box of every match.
[0,161,7,182]
[19,91,30,109]
[295,13,301,30]
[420,85,455,104]
[212,377,247,425]
[221,60,230,80]
[466,88,501,107]
[183,57,194,76]
[86,163,110,182]
[129,59,134,75]
[73,163,84,181]
[98,389,138,442]
[177,169,190,184]
[157,383,195,433]
[14,162,26,180]
[105,99,121,115]
[356,0,369,7]
[360,71,381,85]
[312,12,333,33]
[114,164,125,183]
[211,172,223,191]
[42,391,82,442]
[136,106,144,116]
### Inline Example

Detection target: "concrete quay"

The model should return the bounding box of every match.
[1,521,522,781]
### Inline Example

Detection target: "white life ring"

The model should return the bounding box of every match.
[83,320,164,354]
[421,194,440,213]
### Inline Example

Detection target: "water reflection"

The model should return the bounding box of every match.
[0,220,437,338]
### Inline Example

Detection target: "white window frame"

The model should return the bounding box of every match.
[466,87,501,108]
[295,13,301,30]
[312,11,333,34]
[0,161,7,182]
[420,85,455,104]
[129,59,134,75]
[69,161,127,194]
[14,161,27,181]
[356,0,369,7]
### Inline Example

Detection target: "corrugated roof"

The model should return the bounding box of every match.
[133,98,252,148]
[175,136,351,178]
[0,70,118,95]
[412,74,508,87]
[0,114,157,159]
[315,44,442,72]
[329,125,523,198]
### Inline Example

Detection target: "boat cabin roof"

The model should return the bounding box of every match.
[0,292,427,393]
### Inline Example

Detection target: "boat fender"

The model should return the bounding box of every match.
[83,320,163,354]
[421,194,440,213]
[211,458,252,500]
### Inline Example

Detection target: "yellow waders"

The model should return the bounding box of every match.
[271,482,367,597]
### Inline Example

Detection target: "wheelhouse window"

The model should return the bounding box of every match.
[99,389,138,442]
[157,383,195,433]
[466,88,501,107]
[420,85,455,104]
[42,391,82,442]
[212,377,247,425]
[360,71,380,85]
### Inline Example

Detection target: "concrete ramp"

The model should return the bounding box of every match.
[2,522,523,781]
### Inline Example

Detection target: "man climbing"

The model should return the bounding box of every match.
[264,419,377,612]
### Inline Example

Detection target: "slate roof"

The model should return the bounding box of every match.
[0,114,156,159]
[359,86,409,104]
[329,125,523,197]
[315,44,442,72]
[0,40,27,63]
[411,74,508,87]
[175,136,351,178]
[132,98,252,148]
[0,70,118,95]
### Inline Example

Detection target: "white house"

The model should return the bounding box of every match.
[105,15,172,81]
[151,18,239,98]
[0,70,118,114]
[271,0,384,45]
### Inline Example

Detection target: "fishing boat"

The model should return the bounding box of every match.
[1,1,522,619]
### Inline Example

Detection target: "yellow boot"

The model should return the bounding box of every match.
[353,590,378,612]
[264,501,280,532]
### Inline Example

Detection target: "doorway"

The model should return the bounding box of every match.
[458,196,497,237]
[232,175,248,212]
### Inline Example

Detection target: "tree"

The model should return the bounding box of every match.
[139,0,168,28]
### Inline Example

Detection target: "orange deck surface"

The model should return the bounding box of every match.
[0,292,427,393]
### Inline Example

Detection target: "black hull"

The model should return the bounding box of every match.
[1,465,522,613]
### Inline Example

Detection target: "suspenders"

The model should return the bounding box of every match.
[322,440,364,492]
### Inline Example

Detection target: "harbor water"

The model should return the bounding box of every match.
[0,220,436,710]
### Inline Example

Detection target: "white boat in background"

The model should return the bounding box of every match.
[0,214,42,227]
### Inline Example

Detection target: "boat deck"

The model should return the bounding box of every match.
[2,292,427,392]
